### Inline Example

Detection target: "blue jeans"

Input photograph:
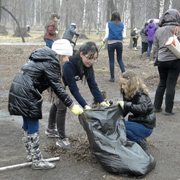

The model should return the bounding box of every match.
[147,41,153,57]
[22,117,39,134]
[154,59,180,112]
[107,42,125,79]
[125,121,153,142]
[44,39,53,48]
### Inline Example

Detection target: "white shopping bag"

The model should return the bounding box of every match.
[165,26,180,59]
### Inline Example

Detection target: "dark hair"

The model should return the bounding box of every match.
[51,13,60,20]
[75,41,98,79]
[110,11,121,22]
[150,20,154,23]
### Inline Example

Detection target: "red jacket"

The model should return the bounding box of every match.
[44,22,56,40]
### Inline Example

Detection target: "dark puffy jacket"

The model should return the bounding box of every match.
[123,89,156,129]
[8,46,73,119]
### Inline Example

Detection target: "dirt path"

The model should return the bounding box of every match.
[0,45,180,180]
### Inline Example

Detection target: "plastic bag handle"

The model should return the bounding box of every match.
[173,26,179,35]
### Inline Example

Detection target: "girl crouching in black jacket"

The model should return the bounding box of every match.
[118,70,156,150]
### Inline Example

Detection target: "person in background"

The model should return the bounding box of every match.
[153,9,180,115]
[46,41,109,149]
[102,11,125,82]
[140,23,148,55]
[144,20,158,59]
[8,39,83,170]
[117,70,156,150]
[44,13,60,48]
[131,27,138,50]
[62,23,79,46]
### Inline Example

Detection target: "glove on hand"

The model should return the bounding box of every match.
[101,41,105,46]
[76,33,80,37]
[70,104,83,115]
[100,101,109,107]
[55,30,58,34]
[84,105,91,109]
[117,101,124,109]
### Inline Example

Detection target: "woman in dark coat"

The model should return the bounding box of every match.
[153,9,180,115]
[46,41,109,149]
[8,39,83,170]
[118,71,156,150]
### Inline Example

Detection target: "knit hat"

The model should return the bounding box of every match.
[52,39,73,56]
[71,23,76,29]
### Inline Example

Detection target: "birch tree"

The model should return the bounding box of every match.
[96,0,100,34]
[33,0,37,26]
[159,0,165,18]
[82,0,87,33]
[169,0,173,8]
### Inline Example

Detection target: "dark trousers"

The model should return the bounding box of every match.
[141,42,148,54]
[48,99,67,139]
[147,41,153,57]
[132,38,137,47]
[154,59,180,113]
[44,39,53,48]
[107,42,125,79]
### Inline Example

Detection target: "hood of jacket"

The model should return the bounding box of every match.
[148,23,156,28]
[159,9,180,27]
[29,46,59,64]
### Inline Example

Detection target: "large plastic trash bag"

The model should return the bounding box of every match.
[79,105,156,178]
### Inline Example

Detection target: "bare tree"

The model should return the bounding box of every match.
[159,0,165,18]
[96,0,100,34]
[82,0,87,33]
[0,6,25,42]
[0,0,2,22]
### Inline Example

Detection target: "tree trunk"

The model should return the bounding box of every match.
[130,0,135,48]
[82,0,86,33]
[0,0,2,23]
[0,6,25,42]
[96,0,100,34]
[159,0,165,18]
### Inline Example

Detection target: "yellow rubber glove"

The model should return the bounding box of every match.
[100,101,109,107]
[117,101,124,109]
[84,105,91,109]
[55,30,58,34]
[70,104,83,115]
[101,41,105,46]
[105,100,111,106]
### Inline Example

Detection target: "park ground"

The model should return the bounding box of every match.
[0,43,180,180]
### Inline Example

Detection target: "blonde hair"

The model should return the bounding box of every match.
[119,70,150,99]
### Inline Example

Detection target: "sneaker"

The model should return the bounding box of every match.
[45,128,59,138]
[137,139,147,151]
[56,138,71,150]
[109,78,115,82]
[154,107,162,113]
[163,111,175,116]
[32,159,55,170]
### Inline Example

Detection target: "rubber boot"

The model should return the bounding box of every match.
[22,130,32,162]
[30,132,55,170]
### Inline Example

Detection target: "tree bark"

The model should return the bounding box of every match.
[0,6,25,42]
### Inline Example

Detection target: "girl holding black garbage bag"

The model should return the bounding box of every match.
[117,70,156,150]
[46,41,109,149]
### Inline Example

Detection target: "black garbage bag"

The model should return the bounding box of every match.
[79,105,156,178]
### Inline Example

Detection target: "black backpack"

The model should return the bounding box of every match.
[131,30,136,36]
